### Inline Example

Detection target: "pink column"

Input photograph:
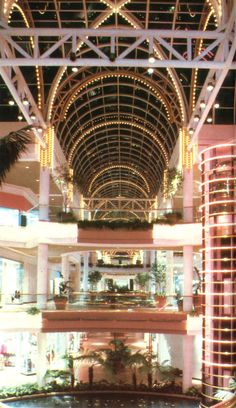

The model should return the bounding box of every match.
[37,243,48,308]
[183,168,194,311]
[182,335,193,392]
[39,166,50,221]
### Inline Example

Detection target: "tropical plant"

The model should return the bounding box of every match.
[126,351,147,389]
[74,351,103,388]
[26,306,40,315]
[100,339,132,376]
[54,279,71,299]
[158,360,182,383]
[163,167,183,199]
[88,270,102,291]
[138,352,160,389]
[135,272,150,291]
[0,126,31,184]
[44,369,70,384]
[151,262,167,296]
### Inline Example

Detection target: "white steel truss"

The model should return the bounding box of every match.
[83,198,157,213]
[0,27,235,69]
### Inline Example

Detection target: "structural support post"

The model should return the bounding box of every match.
[183,168,194,311]
[39,166,50,221]
[182,335,193,392]
[82,252,89,291]
[61,255,70,281]
[37,243,48,308]
[36,332,47,387]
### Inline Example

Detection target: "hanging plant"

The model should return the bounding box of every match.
[163,167,183,199]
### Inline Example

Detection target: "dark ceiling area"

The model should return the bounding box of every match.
[0,1,235,216]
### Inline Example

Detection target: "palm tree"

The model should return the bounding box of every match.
[126,351,147,389]
[0,126,31,184]
[138,351,160,388]
[100,338,132,376]
[74,351,103,388]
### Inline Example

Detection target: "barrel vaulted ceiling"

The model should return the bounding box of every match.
[1,1,235,214]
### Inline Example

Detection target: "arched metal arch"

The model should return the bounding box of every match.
[90,180,149,199]
[67,121,169,167]
[60,100,177,156]
[88,164,151,194]
[61,71,177,123]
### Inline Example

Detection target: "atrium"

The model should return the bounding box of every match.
[0,1,235,408]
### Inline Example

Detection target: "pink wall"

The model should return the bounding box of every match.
[198,124,236,152]
[0,192,32,211]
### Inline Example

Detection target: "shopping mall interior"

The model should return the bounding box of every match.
[0,1,235,408]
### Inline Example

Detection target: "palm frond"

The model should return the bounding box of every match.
[0,126,32,184]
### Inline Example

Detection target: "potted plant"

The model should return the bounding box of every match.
[53,279,71,310]
[175,293,183,311]
[151,262,167,308]
[134,272,150,293]
[88,270,102,301]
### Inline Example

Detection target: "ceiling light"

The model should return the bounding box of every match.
[37,127,43,133]
[200,100,206,109]
[207,82,214,91]
[147,67,154,75]
[25,166,29,169]
[72,67,78,73]
[214,102,220,108]
[30,114,36,120]
[189,128,194,135]
[8,99,15,106]
[18,114,23,121]
[207,117,213,123]
[22,97,29,106]
[148,53,155,64]
[194,115,200,122]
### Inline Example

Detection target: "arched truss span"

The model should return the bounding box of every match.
[60,71,179,123]
[71,130,167,193]
[51,69,181,126]
[88,164,151,194]
[97,211,144,221]
[67,121,168,167]
[59,84,178,150]
[91,180,149,199]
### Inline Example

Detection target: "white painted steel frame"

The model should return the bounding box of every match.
[0,27,235,69]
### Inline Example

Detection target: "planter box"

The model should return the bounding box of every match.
[77,228,153,245]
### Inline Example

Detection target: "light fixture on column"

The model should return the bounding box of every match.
[207,82,214,91]
[30,113,36,120]
[72,67,78,73]
[8,99,15,106]
[37,127,43,133]
[22,97,29,106]
[207,116,213,123]
[148,53,155,64]
[193,114,200,122]
[200,100,206,109]
[214,102,220,108]
[189,128,194,135]
[18,113,23,121]
[147,67,154,74]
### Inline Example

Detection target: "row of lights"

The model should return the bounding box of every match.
[8,96,39,123]
[189,82,220,135]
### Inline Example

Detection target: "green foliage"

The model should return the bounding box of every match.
[99,339,132,375]
[77,219,151,230]
[26,306,40,315]
[151,262,167,295]
[54,279,71,299]
[134,272,150,290]
[164,167,183,199]
[88,270,102,290]
[44,369,70,382]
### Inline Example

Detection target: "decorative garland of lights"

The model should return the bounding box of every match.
[48,1,185,124]
[68,120,169,166]
[63,73,171,120]
[81,114,156,133]
[8,3,42,110]
[179,128,193,169]
[91,180,149,198]
[88,164,150,193]
[192,9,214,111]
[40,127,54,168]
[200,143,236,407]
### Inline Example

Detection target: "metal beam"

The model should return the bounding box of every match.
[188,4,236,148]
[0,27,234,69]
